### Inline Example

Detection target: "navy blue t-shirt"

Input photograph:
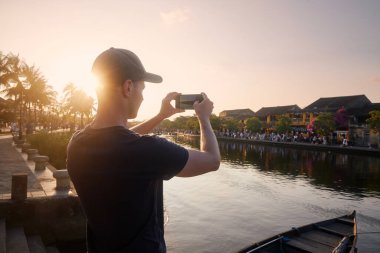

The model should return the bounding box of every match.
[67,126,189,253]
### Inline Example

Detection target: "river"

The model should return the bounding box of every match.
[164,136,380,253]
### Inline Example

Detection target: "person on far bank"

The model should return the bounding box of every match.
[67,47,221,253]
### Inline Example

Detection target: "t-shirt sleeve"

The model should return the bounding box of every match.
[137,136,189,180]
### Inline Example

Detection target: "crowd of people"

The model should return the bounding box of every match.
[215,130,350,146]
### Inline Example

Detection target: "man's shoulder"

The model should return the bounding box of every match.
[137,134,175,147]
[68,126,141,149]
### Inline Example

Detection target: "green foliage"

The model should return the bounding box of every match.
[222,118,240,131]
[246,117,262,133]
[155,114,223,132]
[27,131,73,170]
[275,115,292,134]
[210,114,222,130]
[171,116,189,130]
[366,110,380,132]
[63,83,95,128]
[314,112,335,136]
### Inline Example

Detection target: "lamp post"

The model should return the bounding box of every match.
[18,85,24,140]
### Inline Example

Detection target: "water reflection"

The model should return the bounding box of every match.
[173,135,380,197]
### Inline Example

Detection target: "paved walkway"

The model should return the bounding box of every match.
[0,135,44,199]
[0,135,76,200]
[0,136,44,195]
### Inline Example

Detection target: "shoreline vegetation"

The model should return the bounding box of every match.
[13,128,379,172]
[4,127,380,173]
[26,131,72,170]
[175,133,380,157]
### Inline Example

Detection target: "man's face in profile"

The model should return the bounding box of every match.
[128,80,145,119]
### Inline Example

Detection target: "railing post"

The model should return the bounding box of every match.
[53,170,71,190]
[27,149,39,161]
[11,173,28,201]
[33,156,49,171]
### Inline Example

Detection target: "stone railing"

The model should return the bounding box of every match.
[15,140,74,196]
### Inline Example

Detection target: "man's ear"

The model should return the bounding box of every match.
[121,80,134,98]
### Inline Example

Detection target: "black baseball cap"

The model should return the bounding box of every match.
[92,47,163,85]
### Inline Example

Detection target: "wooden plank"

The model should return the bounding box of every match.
[322,222,353,236]
[0,219,5,253]
[283,244,312,253]
[337,217,354,226]
[286,237,334,253]
[317,226,347,237]
[301,230,342,247]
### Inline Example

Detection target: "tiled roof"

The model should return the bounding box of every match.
[348,103,380,116]
[220,109,254,114]
[303,95,372,112]
[219,109,255,120]
[255,105,301,117]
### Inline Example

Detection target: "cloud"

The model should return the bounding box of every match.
[373,78,380,84]
[160,8,190,25]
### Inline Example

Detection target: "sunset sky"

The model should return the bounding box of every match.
[1,0,379,121]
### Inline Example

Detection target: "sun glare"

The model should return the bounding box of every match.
[48,50,98,100]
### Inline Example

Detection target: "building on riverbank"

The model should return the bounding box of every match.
[219,109,255,120]
[254,104,303,130]
[219,94,379,147]
[302,95,379,146]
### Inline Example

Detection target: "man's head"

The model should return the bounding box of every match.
[92,48,162,119]
[92,47,162,86]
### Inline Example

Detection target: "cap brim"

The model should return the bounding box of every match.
[144,72,163,83]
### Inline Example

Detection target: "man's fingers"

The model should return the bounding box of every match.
[175,108,185,113]
[164,92,180,101]
[201,92,208,100]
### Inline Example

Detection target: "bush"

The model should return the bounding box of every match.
[27,131,73,170]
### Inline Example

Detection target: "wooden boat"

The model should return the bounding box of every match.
[238,211,357,253]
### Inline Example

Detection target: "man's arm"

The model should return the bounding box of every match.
[130,92,184,135]
[177,93,221,177]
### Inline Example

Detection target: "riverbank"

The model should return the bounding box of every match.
[176,134,380,157]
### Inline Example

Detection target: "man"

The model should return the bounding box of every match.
[67,47,221,253]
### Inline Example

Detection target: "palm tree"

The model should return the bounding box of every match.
[0,54,26,139]
[0,52,13,88]
[63,83,78,130]
[72,90,94,128]
[23,64,56,127]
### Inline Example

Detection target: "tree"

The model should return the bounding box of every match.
[63,83,94,129]
[246,117,262,133]
[0,52,13,88]
[72,89,94,128]
[210,114,222,130]
[172,116,189,130]
[63,83,79,129]
[275,115,292,134]
[221,118,240,132]
[156,119,174,132]
[23,64,56,125]
[366,110,380,132]
[335,107,349,130]
[314,112,335,136]
[0,98,16,124]
[185,116,199,131]
[1,54,27,139]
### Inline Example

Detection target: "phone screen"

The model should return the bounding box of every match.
[175,94,203,110]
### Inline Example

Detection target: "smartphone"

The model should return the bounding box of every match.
[175,94,204,110]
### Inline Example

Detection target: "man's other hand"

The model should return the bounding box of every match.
[194,92,214,121]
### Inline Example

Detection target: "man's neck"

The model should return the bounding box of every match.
[91,106,128,129]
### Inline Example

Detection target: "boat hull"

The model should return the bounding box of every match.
[238,211,357,253]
